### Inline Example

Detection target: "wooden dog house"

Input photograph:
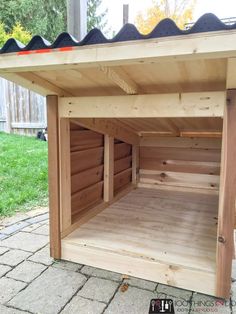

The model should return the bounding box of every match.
[0,13,236,299]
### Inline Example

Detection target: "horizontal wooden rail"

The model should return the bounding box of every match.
[59,92,225,118]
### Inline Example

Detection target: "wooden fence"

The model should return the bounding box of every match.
[0,78,46,136]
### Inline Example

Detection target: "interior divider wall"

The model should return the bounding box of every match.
[70,122,104,223]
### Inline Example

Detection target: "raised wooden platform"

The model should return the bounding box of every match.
[61,187,219,295]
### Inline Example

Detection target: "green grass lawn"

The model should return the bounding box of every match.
[0,132,48,217]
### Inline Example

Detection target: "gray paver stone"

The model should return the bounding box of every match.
[8,267,87,314]
[1,232,48,252]
[78,277,119,303]
[32,224,49,235]
[81,265,123,281]
[1,221,29,235]
[157,284,192,301]
[25,213,49,224]
[0,264,11,277]
[6,261,46,282]
[52,259,82,271]
[22,223,42,232]
[0,277,26,304]
[27,245,53,266]
[0,247,9,255]
[0,305,28,313]
[191,293,231,314]
[0,250,31,267]
[61,296,106,314]
[123,277,157,291]
[104,286,156,314]
[0,233,8,240]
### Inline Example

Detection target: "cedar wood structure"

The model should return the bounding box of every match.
[0,13,235,299]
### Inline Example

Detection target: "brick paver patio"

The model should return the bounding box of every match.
[0,208,234,314]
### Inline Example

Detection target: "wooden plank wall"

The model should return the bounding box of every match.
[114,139,132,195]
[0,78,46,135]
[70,122,104,223]
[139,137,222,191]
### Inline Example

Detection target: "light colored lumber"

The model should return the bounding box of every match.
[139,169,219,190]
[140,146,221,163]
[61,184,135,238]
[180,131,222,138]
[46,95,61,259]
[59,118,71,232]
[216,90,236,298]
[59,92,225,118]
[140,136,222,149]
[1,30,236,73]
[70,118,139,145]
[138,182,219,196]
[0,72,73,97]
[140,159,220,175]
[99,66,138,94]
[132,145,139,185]
[226,58,236,89]
[62,187,218,296]
[104,135,114,202]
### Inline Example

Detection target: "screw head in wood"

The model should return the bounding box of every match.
[218,236,226,243]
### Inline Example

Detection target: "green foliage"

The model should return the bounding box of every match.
[0,132,48,216]
[9,23,32,44]
[0,22,31,47]
[0,0,67,42]
[0,0,109,43]
[0,23,7,47]
[87,0,108,33]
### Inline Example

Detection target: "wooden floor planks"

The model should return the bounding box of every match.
[62,187,219,295]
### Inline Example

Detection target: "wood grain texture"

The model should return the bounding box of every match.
[104,135,114,202]
[47,95,61,259]
[114,168,132,194]
[70,129,103,151]
[216,90,236,298]
[71,147,104,175]
[59,119,71,232]
[62,187,218,296]
[59,92,225,118]
[71,181,104,218]
[139,169,219,190]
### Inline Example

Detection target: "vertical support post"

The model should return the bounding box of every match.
[216,89,236,298]
[59,118,71,233]
[104,135,114,202]
[47,95,61,259]
[132,145,139,185]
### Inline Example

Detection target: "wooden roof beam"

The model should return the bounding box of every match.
[59,91,225,119]
[70,118,139,145]
[0,30,236,73]
[0,72,73,97]
[99,66,138,94]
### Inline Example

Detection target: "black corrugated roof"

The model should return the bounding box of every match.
[1,13,236,54]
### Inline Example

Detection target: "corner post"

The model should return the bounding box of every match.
[47,95,61,259]
[216,90,236,298]
[104,135,114,202]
